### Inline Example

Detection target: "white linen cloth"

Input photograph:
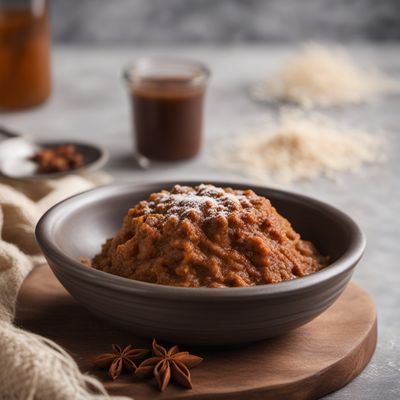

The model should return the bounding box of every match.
[0,173,131,400]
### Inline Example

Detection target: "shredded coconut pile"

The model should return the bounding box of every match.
[252,43,399,108]
[214,111,384,183]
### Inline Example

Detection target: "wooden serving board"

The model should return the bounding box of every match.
[16,265,377,400]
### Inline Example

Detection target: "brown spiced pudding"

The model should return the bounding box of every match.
[91,184,328,288]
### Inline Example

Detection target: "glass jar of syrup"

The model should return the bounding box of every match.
[0,0,51,110]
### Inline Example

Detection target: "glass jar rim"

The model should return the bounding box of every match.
[123,57,210,87]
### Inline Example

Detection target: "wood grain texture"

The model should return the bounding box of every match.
[15,265,377,400]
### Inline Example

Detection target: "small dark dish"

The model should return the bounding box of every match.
[36,181,365,346]
[0,139,108,180]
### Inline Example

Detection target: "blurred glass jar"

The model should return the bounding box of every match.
[0,0,51,110]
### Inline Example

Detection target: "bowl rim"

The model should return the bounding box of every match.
[35,180,366,300]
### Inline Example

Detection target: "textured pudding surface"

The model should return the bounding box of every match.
[91,184,328,288]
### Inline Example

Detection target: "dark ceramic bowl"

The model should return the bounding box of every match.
[36,181,365,346]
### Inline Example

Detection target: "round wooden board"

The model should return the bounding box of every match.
[16,265,377,400]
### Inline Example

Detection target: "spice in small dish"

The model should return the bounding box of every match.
[30,144,83,173]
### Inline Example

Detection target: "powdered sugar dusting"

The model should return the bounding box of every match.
[143,184,254,219]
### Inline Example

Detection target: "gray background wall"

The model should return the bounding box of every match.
[50,0,400,45]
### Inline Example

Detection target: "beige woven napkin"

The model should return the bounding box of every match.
[0,173,132,400]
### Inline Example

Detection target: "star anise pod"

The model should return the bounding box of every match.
[135,339,203,391]
[93,344,150,380]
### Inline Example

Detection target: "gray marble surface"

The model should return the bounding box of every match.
[1,44,399,399]
[50,0,400,44]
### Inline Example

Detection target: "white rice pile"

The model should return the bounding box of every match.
[252,43,398,108]
[214,111,384,183]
